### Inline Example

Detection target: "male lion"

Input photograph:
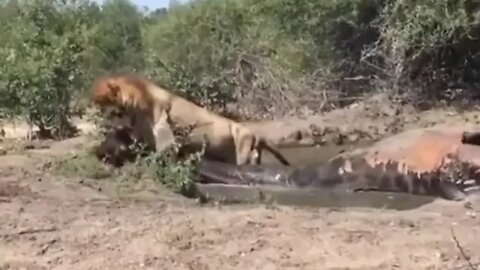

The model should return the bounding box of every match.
[90,73,290,166]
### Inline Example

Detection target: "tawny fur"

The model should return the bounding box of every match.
[90,74,290,166]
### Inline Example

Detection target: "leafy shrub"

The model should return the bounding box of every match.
[2,0,479,138]
[143,145,201,198]
[95,0,146,73]
[142,0,387,116]
[0,0,101,138]
[363,0,480,104]
[0,0,146,138]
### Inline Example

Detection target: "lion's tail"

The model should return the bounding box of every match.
[259,139,291,166]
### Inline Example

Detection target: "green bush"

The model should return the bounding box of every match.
[0,0,101,137]
[95,0,145,72]
[141,0,386,115]
[143,146,200,198]
[364,0,480,102]
[0,0,146,138]
[1,0,479,134]
[143,0,280,109]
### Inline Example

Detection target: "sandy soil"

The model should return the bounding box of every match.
[0,136,480,269]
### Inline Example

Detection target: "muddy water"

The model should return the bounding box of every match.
[196,184,436,211]
[262,142,373,165]
[198,141,440,210]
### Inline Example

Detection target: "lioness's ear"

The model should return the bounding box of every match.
[106,79,120,98]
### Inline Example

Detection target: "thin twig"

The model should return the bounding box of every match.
[451,226,477,270]
[1,227,58,238]
[17,227,58,235]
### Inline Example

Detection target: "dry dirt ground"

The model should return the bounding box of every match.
[3,106,480,269]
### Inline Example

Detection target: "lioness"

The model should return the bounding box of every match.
[90,73,290,166]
